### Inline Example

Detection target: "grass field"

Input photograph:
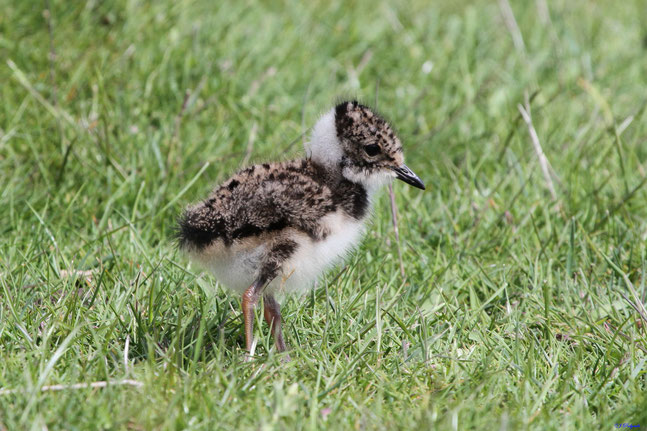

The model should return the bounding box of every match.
[2,0,647,429]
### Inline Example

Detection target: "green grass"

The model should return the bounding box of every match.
[1,0,647,429]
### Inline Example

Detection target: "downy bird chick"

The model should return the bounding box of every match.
[178,100,425,358]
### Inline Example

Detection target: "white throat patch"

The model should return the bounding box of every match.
[342,167,395,196]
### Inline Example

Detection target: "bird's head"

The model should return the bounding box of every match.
[307,100,425,192]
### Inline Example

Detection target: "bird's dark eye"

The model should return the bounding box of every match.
[363,144,380,157]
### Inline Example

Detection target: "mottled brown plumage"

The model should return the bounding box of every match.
[178,100,424,359]
[178,159,367,250]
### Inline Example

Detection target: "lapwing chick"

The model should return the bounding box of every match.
[178,100,425,359]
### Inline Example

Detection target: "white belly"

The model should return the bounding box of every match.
[192,211,366,296]
[276,213,365,295]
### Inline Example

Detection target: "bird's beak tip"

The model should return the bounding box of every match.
[391,164,426,190]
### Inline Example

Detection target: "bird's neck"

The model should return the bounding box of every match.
[308,156,390,203]
[306,159,371,221]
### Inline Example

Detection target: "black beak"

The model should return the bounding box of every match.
[391,164,425,190]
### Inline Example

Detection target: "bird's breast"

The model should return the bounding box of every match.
[277,210,366,294]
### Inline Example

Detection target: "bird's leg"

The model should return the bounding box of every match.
[242,279,264,357]
[263,294,287,353]
[242,238,297,360]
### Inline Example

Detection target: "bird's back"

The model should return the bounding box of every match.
[179,159,359,247]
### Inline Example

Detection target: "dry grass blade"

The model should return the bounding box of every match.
[0,380,143,396]
[44,0,57,106]
[388,183,405,278]
[59,269,94,284]
[498,0,526,55]
[242,122,258,166]
[619,292,647,325]
[518,101,557,200]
